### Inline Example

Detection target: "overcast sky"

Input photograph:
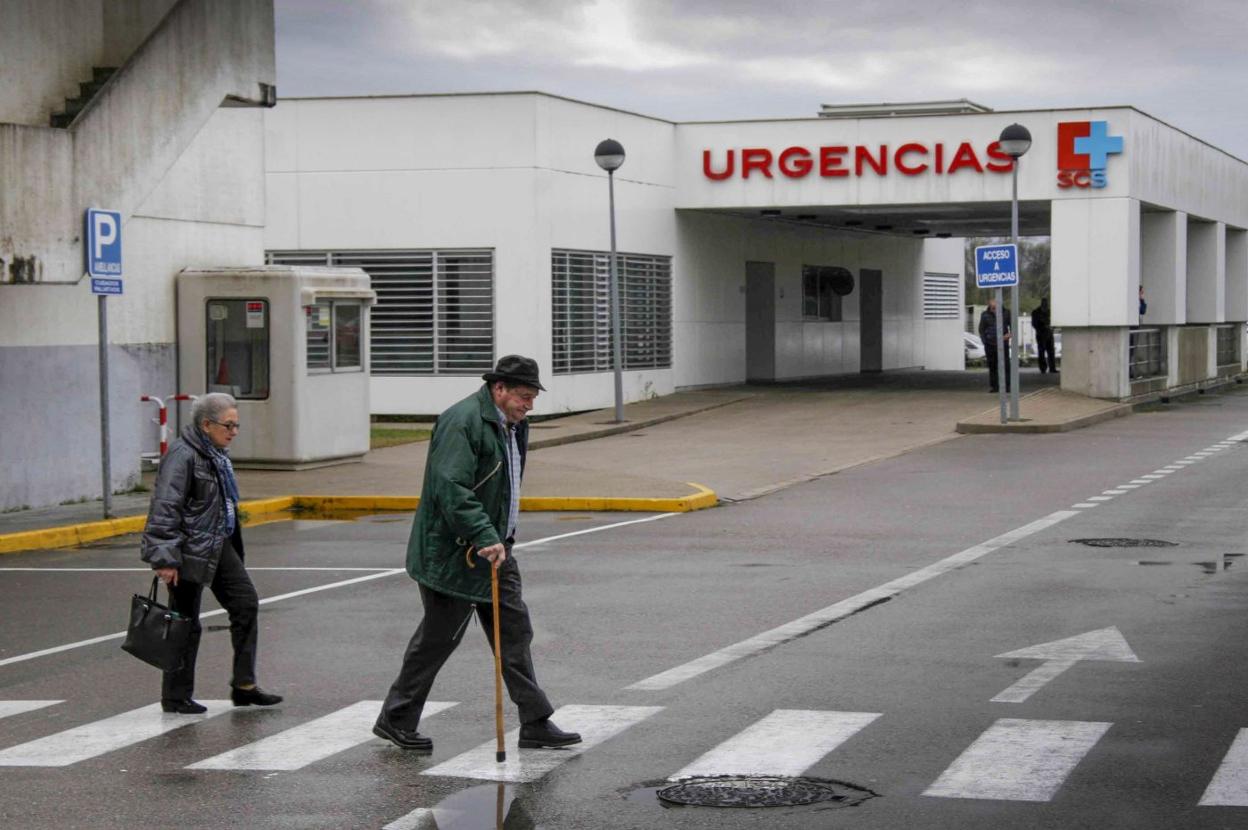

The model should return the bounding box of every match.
[275,0,1248,161]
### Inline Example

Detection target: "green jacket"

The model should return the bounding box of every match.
[405,385,528,602]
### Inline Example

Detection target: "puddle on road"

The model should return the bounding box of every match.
[421,783,545,829]
[1136,553,1243,574]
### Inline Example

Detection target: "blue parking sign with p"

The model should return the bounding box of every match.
[974,243,1019,289]
[86,209,122,287]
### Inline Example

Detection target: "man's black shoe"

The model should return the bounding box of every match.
[231,686,283,707]
[161,699,207,714]
[519,717,581,748]
[373,717,433,752]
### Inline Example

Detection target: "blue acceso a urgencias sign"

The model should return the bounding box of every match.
[974,243,1019,289]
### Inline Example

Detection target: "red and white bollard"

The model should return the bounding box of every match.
[140,395,168,456]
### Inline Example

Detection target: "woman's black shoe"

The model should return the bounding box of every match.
[231,686,283,707]
[161,699,208,714]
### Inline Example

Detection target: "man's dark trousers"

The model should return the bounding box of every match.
[1036,330,1056,373]
[163,537,259,700]
[381,550,554,729]
[984,343,1012,392]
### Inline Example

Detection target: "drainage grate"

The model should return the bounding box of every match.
[1070,538,1178,548]
[656,776,872,808]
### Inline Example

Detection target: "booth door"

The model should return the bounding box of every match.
[860,268,883,373]
[745,261,776,382]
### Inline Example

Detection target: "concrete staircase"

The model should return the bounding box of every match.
[49,67,118,129]
[0,0,275,284]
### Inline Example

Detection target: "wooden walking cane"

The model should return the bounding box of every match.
[491,559,506,763]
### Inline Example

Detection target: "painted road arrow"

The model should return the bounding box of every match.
[991,627,1140,703]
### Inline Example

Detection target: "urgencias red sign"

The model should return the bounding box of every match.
[702,142,1016,180]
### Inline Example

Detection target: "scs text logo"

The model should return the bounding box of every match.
[1057,120,1123,189]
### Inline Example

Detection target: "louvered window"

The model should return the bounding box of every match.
[552,250,672,374]
[266,249,494,375]
[923,272,961,319]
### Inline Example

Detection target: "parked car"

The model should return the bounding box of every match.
[963,332,985,362]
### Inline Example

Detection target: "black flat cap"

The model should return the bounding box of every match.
[482,354,545,391]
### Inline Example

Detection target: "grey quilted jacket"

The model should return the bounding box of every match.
[139,425,238,585]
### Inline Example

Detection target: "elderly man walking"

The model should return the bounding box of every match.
[140,393,282,713]
[374,355,580,752]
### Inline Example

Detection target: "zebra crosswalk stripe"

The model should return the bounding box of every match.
[421,704,662,783]
[923,718,1111,802]
[0,701,232,767]
[0,701,62,720]
[187,701,457,771]
[669,709,880,780]
[1199,728,1248,806]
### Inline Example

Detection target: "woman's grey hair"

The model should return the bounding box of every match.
[192,392,238,428]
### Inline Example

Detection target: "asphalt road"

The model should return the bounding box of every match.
[3,388,1248,829]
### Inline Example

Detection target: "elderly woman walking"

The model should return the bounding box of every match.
[140,392,282,713]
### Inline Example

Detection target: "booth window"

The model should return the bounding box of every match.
[306,300,363,373]
[551,249,672,374]
[205,299,270,400]
[802,265,853,321]
[267,249,494,376]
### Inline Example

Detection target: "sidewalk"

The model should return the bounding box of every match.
[0,370,1129,553]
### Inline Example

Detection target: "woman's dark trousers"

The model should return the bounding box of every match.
[162,539,259,700]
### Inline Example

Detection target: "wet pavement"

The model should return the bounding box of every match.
[4,379,1248,827]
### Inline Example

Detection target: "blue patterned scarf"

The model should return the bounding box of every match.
[193,427,240,534]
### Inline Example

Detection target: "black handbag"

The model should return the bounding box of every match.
[121,576,192,672]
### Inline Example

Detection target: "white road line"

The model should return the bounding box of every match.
[1086,496,1113,502]
[627,511,1078,692]
[1129,479,1153,484]
[382,809,437,830]
[1072,503,1099,508]
[0,701,61,719]
[1200,728,1248,806]
[0,517,673,671]
[512,513,676,549]
[422,704,662,783]
[1102,490,1129,495]
[1141,474,1165,480]
[1118,484,1142,489]
[923,718,1112,802]
[0,570,404,669]
[669,709,880,780]
[0,701,231,766]
[187,700,457,771]
[0,567,393,573]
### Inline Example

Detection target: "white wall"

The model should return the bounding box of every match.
[922,237,966,370]
[266,93,680,416]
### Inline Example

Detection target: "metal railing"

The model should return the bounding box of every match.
[1128,328,1166,380]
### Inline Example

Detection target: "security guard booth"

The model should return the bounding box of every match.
[177,266,375,468]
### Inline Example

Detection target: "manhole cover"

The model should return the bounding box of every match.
[655,775,872,808]
[1070,538,1178,548]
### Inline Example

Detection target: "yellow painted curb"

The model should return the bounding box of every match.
[0,484,718,556]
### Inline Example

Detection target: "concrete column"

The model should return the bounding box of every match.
[1052,198,1139,327]
[1225,226,1248,323]
[1140,209,1186,325]
[1186,219,1225,323]
[1060,328,1130,400]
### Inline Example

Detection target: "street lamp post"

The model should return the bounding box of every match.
[594,138,626,423]
[998,123,1032,422]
